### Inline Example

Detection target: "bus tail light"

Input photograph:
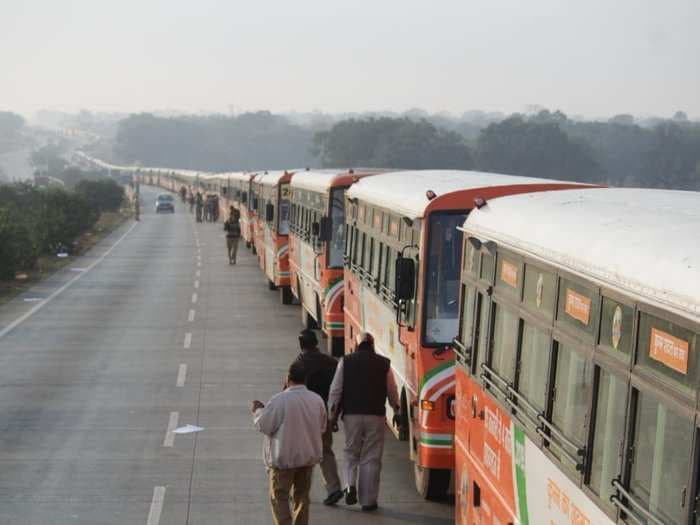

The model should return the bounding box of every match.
[421,400,435,411]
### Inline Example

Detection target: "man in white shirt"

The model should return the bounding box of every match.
[252,361,327,525]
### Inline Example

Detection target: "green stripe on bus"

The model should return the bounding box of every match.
[419,359,455,391]
[420,438,452,446]
[514,427,529,525]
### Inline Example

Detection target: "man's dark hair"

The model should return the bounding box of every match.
[357,340,374,353]
[288,361,307,384]
[298,329,318,349]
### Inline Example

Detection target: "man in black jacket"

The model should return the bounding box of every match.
[327,332,400,512]
[293,329,343,506]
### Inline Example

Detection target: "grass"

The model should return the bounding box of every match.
[0,208,133,305]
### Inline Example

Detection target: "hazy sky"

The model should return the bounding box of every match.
[2,0,699,119]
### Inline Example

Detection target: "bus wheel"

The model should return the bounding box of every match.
[415,465,451,501]
[327,336,344,357]
[301,307,318,330]
[268,279,277,291]
[280,286,293,305]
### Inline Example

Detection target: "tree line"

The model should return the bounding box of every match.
[0,178,125,280]
[109,109,700,190]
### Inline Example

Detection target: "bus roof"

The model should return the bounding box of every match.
[464,187,700,323]
[252,170,293,187]
[291,169,384,193]
[346,170,583,220]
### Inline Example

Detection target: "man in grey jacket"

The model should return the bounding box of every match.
[252,362,327,525]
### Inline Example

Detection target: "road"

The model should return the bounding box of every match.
[0,185,452,524]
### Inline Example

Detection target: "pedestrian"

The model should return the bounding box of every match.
[195,192,204,222]
[212,195,220,222]
[252,361,327,525]
[327,332,401,512]
[223,208,241,264]
[293,329,344,506]
[188,191,195,214]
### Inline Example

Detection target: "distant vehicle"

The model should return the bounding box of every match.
[155,193,175,213]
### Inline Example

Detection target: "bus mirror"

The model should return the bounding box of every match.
[395,257,415,301]
[265,203,274,222]
[318,217,332,241]
[311,221,320,237]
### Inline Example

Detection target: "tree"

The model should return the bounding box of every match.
[476,115,601,182]
[75,179,124,212]
[0,112,25,138]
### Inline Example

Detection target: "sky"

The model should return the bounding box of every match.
[1,0,699,119]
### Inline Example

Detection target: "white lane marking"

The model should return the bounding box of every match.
[176,364,187,387]
[188,309,195,322]
[195,270,200,278]
[184,332,192,349]
[197,261,201,267]
[163,411,179,447]
[0,221,138,341]
[23,298,43,302]
[194,280,199,289]
[146,486,166,525]
[191,292,198,304]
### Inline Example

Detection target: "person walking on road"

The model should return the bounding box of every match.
[252,362,327,525]
[195,192,204,222]
[188,191,195,214]
[223,207,241,264]
[293,329,344,506]
[327,332,401,512]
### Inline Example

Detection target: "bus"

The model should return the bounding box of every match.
[288,169,383,356]
[342,170,588,499]
[252,170,295,302]
[225,172,257,247]
[452,187,700,524]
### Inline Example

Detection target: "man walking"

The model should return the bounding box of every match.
[293,330,344,506]
[223,208,241,264]
[327,332,400,512]
[195,192,204,222]
[252,362,326,525]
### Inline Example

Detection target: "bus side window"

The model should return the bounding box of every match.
[366,237,374,280]
[372,241,383,283]
[627,389,693,524]
[516,322,550,418]
[458,285,477,368]
[359,233,367,270]
[352,228,360,268]
[344,224,352,261]
[471,293,490,377]
[585,367,626,514]
[489,303,519,387]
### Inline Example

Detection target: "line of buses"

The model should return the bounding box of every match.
[77,152,700,525]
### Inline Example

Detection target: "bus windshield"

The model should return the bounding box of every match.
[328,188,345,268]
[424,212,466,345]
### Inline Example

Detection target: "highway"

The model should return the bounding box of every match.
[0,185,452,524]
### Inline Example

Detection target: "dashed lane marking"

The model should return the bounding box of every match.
[184,332,192,349]
[176,364,187,387]
[163,412,179,447]
[191,292,198,304]
[188,309,195,322]
[146,486,166,525]
[0,221,138,341]
[194,280,199,289]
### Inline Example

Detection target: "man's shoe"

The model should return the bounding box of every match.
[361,504,378,512]
[323,489,344,506]
[344,486,357,505]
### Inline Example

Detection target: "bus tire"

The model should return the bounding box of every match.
[280,286,293,305]
[268,279,277,291]
[415,465,451,501]
[398,391,410,441]
[301,307,318,330]
[327,336,344,357]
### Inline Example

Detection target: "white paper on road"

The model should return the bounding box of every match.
[70,268,88,272]
[57,253,69,258]
[173,424,204,434]
[23,298,43,302]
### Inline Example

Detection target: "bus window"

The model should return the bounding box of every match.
[587,368,626,512]
[480,252,495,283]
[424,212,466,345]
[550,341,592,451]
[384,247,396,293]
[372,241,383,282]
[359,233,367,269]
[472,293,490,377]
[459,285,477,362]
[329,188,345,268]
[352,229,361,267]
[517,322,550,413]
[463,240,478,276]
[278,190,290,235]
[629,390,693,523]
[636,312,698,394]
[523,265,556,320]
[489,303,518,384]
[598,297,633,360]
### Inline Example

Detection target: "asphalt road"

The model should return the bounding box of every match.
[0,185,453,525]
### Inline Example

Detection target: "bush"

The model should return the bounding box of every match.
[75,178,125,212]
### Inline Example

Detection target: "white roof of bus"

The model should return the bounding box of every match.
[290,170,353,192]
[253,170,291,187]
[464,187,700,323]
[346,170,582,219]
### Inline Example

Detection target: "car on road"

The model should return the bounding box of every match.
[155,193,175,213]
